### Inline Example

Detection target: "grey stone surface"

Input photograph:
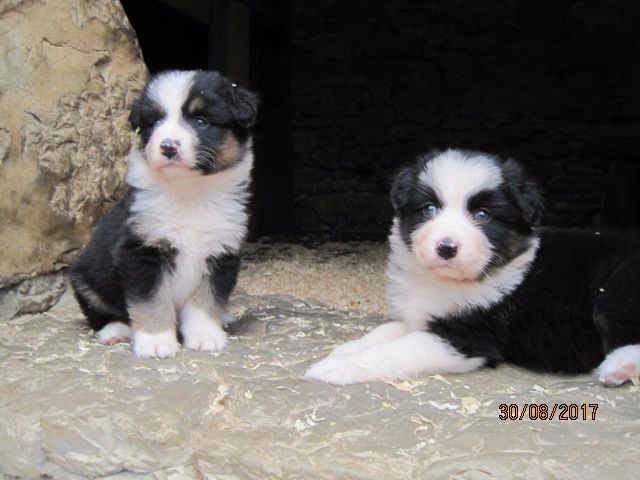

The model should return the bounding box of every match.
[0,273,67,322]
[1,289,639,479]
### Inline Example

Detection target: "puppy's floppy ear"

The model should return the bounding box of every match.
[390,167,415,212]
[502,158,544,225]
[129,97,142,132]
[224,83,260,128]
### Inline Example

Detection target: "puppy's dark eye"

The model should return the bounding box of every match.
[472,208,492,223]
[145,117,163,127]
[423,203,438,218]
[194,116,210,128]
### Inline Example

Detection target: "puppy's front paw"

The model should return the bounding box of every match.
[133,330,179,359]
[183,324,228,352]
[181,310,227,352]
[305,354,372,386]
[598,345,640,387]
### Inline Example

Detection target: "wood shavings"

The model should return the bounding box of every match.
[430,374,450,383]
[460,396,482,414]
[408,414,437,427]
[428,400,459,411]
[238,242,388,314]
[293,419,308,432]
[205,384,229,415]
[387,381,414,391]
[293,408,326,432]
[275,386,301,394]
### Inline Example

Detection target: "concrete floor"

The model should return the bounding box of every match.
[1,242,639,479]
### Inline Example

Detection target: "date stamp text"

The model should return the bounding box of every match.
[498,403,599,421]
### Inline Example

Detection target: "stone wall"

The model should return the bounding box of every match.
[0,0,147,302]
[290,0,640,235]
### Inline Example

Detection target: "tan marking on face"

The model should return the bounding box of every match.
[187,97,206,114]
[216,133,243,169]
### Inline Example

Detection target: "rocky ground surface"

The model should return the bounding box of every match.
[1,242,639,479]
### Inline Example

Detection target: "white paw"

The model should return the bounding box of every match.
[183,324,227,352]
[327,322,409,357]
[181,309,227,352]
[598,345,640,387]
[305,354,373,386]
[133,330,179,359]
[96,322,132,345]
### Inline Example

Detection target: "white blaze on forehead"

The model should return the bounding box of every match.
[418,150,503,208]
[141,71,200,177]
[146,71,197,117]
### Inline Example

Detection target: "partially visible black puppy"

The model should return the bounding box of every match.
[307,149,640,386]
[70,70,258,358]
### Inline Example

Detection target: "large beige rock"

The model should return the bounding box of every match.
[0,0,147,288]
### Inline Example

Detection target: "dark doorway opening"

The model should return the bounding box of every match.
[121,1,640,240]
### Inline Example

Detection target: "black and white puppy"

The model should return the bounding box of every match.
[306,149,640,386]
[70,70,258,358]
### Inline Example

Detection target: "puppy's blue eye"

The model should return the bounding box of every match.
[472,208,491,223]
[194,117,210,128]
[423,203,438,218]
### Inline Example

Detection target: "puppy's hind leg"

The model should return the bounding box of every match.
[71,275,131,345]
[598,345,640,386]
[594,254,640,386]
[96,322,132,345]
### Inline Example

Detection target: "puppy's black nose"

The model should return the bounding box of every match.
[160,138,178,158]
[436,237,458,260]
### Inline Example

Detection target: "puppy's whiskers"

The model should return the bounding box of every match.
[196,147,219,168]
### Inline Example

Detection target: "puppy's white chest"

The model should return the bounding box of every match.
[133,189,246,252]
[170,249,208,306]
[130,187,248,306]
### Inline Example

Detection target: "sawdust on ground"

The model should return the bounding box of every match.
[238,241,389,314]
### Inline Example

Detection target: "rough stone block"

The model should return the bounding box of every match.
[0,0,147,288]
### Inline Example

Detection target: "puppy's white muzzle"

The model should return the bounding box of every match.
[411,212,493,281]
[146,120,199,178]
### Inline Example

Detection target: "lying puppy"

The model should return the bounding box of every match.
[306,149,640,386]
[70,70,258,358]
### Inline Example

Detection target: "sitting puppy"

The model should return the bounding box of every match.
[306,149,640,386]
[70,70,258,358]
